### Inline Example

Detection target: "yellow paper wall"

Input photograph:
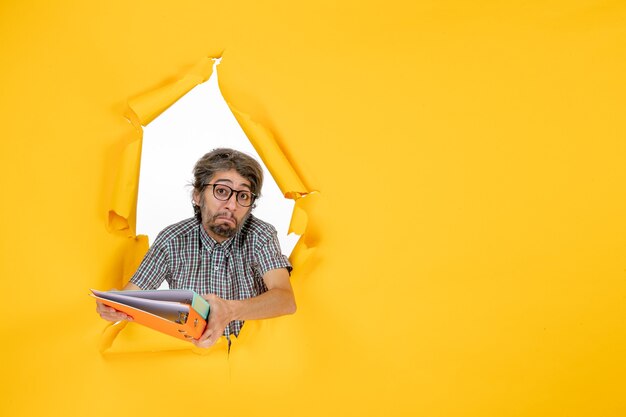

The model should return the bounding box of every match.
[1,1,625,416]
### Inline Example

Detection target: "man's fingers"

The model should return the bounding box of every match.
[112,310,132,321]
[96,302,132,321]
[193,335,218,349]
[103,312,131,321]
[191,326,222,349]
[200,329,213,342]
[97,304,114,315]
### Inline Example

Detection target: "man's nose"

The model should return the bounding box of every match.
[224,192,238,210]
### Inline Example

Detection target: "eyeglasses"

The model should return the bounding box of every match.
[204,183,257,207]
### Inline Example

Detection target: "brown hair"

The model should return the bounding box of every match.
[192,148,264,219]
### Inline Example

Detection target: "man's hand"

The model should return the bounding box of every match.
[94,283,141,322]
[192,294,234,349]
[95,301,133,322]
[191,268,296,349]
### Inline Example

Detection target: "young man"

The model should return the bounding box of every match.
[96,148,296,348]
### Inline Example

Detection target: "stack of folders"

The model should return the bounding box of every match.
[91,289,210,341]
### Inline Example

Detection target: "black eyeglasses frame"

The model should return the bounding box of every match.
[203,183,257,207]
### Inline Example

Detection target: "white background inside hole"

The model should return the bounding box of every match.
[136,64,299,285]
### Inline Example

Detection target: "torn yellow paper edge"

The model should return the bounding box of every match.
[227,104,307,197]
[128,57,216,126]
[107,137,142,234]
[103,55,317,354]
[107,57,216,234]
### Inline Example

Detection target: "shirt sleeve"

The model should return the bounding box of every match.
[256,227,293,276]
[129,235,171,289]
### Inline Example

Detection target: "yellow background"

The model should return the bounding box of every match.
[1,1,625,416]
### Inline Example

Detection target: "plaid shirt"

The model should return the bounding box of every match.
[130,215,292,339]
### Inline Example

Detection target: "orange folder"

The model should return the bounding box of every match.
[91,289,209,341]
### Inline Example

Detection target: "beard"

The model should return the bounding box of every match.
[209,220,237,238]
[203,208,249,239]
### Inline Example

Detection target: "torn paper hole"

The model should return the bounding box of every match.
[136,59,299,264]
[103,57,314,353]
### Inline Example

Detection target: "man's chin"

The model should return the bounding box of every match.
[209,224,237,239]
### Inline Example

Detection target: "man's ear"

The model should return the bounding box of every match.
[192,189,201,206]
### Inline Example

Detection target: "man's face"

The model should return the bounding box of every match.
[193,169,253,242]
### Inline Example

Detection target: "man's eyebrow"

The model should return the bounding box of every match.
[214,178,252,190]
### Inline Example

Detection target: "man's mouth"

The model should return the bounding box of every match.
[214,214,236,226]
